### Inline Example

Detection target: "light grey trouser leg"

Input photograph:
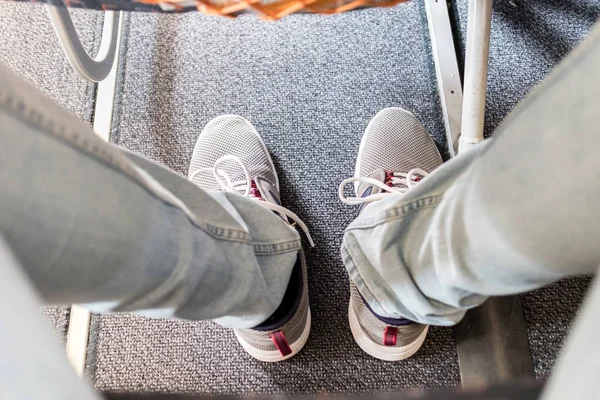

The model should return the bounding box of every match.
[542,277,600,400]
[0,234,101,400]
[0,62,300,329]
[342,21,600,326]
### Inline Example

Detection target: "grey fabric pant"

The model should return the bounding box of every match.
[342,22,600,326]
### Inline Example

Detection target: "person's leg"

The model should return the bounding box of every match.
[0,62,310,361]
[339,22,600,359]
[0,234,100,400]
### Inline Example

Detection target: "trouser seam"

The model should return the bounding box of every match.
[345,194,442,232]
[342,240,393,317]
[0,89,254,244]
[254,238,303,255]
[342,195,444,320]
[118,228,301,311]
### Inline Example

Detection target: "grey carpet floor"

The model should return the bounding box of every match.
[0,2,101,122]
[42,306,72,343]
[88,0,600,394]
[0,2,103,341]
[454,0,600,380]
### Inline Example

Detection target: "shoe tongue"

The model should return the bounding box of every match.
[216,158,248,185]
[357,169,386,198]
[210,159,274,195]
[252,176,281,205]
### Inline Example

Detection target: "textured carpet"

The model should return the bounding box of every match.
[91,1,461,394]
[454,0,600,380]
[0,2,102,121]
[42,306,72,343]
[0,2,103,340]
[521,278,594,379]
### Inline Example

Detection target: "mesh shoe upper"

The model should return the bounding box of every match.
[188,115,279,192]
[356,107,442,184]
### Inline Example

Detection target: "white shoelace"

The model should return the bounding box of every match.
[190,155,314,247]
[338,168,428,205]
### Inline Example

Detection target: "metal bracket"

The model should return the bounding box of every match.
[45,5,122,82]
[425,0,463,157]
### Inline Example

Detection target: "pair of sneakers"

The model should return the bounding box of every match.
[188,108,443,362]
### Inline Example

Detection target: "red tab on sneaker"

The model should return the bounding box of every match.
[270,330,292,356]
[383,326,398,346]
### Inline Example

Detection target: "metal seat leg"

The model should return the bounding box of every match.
[45,5,122,82]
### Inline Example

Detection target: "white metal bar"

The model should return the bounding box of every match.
[65,12,123,376]
[45,6,121,82]
[458,0,493,153]
[65,306,92,376]
[93,12,123,141]
[424,0,464,158]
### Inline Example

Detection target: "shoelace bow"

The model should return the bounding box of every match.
[338,168,428,205]
[190,155,314,247]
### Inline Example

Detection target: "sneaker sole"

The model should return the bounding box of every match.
[234,308,311,362]
[348,301,428,361]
